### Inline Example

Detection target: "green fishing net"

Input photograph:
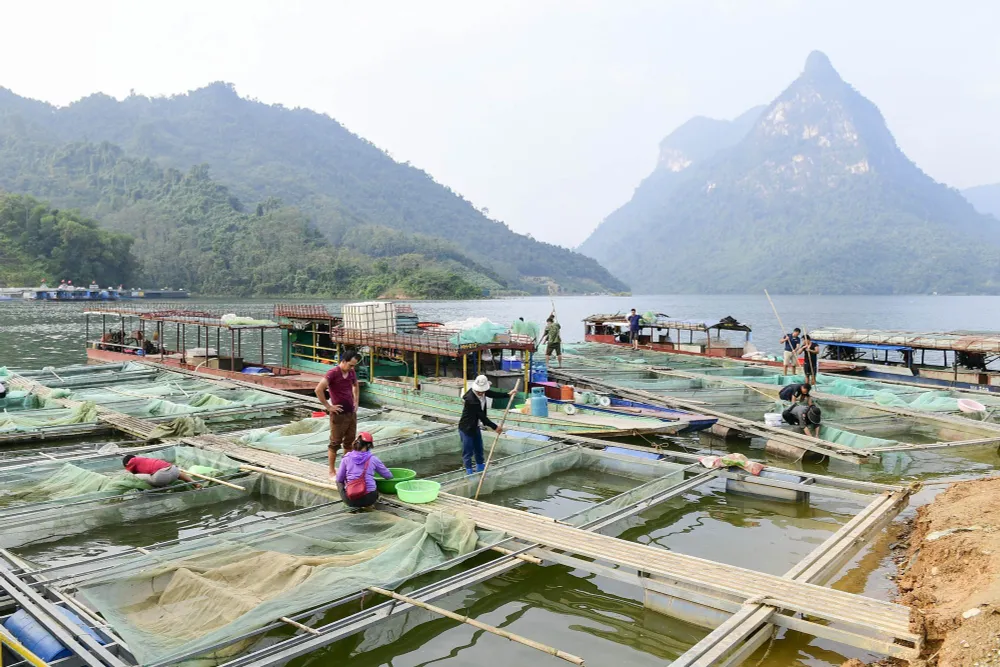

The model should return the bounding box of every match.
[237,414,447,457]
[0,446,241,510]
[448,321,507,345]
[76,509,498,665]
[0,401,99,432]
[1,474,338,552]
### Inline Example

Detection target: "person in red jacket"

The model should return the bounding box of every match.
[122,455,200,488]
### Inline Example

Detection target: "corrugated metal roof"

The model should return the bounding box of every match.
[810,327,1000,354]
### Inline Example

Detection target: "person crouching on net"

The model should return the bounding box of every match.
[336,431,392,510]
[123,454,200,488]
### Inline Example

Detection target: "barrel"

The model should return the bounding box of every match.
[3,608,107,661]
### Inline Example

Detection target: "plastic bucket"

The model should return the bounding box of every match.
[958,398,987,413]
[395,480,441,504]
[764,413,784,427]
[375,468,417,494]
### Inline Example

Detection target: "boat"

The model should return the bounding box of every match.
[83,304,327,391]
[78,302,716,435]
[583,312,860,373]
[275,303,713,437]
[811,327,1000,392]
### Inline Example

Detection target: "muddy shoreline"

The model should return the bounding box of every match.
[846,478,1000,667]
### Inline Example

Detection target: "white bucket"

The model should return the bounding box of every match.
[764,413,784,427]
[958,398,987,413]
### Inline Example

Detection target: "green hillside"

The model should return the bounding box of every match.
[0,139,484,297]
[0,193,135,288]
[0,83,626,295]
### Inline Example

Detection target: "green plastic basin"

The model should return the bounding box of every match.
[374,468,416,494]
[395,480,441,504]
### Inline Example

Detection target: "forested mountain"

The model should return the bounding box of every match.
[580,52,1000,294]
[0,193,135,287]
[0,138,487,297]
[0,83,626,295]
[962,183,1000,220]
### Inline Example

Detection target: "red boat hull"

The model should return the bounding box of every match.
[86,348,324,392]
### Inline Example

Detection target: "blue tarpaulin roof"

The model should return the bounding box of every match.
[813,340,912,352]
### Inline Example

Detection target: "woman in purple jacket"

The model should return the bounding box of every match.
[335,431,392,509]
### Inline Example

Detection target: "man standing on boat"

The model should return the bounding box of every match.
[543,315,563,368]
[459,375,517,475]
[627,309,642,351]
[780,328,802,376]
[315,350,361,480]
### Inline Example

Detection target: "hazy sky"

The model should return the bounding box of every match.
[4,1,1000,247]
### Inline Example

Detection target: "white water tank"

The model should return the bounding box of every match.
[342,301,397,333]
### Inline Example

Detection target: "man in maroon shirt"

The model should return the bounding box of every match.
[122,455,199,487]
[314,349,361,479]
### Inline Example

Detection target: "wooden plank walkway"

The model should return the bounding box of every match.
[410,492,918,655]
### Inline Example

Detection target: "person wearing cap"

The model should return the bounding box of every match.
[335,431,392,509]
[782,404,822,438]
[459,375,518,475]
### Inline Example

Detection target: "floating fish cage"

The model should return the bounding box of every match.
[0,360,922,667]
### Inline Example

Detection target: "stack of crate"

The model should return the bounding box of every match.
[342,301,397,333]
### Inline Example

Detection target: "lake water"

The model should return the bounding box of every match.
[3,293,1000,369]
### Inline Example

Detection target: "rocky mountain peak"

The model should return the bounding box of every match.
[802,50,839,80]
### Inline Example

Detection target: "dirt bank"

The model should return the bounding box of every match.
[898,478,1000,666]
[841,478,1000,667]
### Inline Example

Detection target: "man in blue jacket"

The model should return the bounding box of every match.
[459,375,517,475]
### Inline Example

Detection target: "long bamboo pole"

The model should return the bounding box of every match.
[764,289,800,372]
[367,586,584,665]
[180,469,246,491]
[239,464,340,492]
[475,379,521,500]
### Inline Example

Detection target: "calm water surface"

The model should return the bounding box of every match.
[3,294,995,665]
[4,293,1000,368]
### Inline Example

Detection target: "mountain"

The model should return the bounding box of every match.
[579,51,1000,294]
[962,183,1000,219]
[0,83,627,296]
[0,139,488,298]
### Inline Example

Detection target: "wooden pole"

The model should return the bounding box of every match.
[764,289,800,372]
[279,616,320,635]
[475,379,521,500]
[367,586,584,665]
[239,465,340,492]
[180,469,245,491]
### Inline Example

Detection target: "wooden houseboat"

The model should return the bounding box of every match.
[84,304,326,392]
[810,327,1000,391]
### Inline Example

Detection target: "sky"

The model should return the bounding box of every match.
[3,1,1000,247]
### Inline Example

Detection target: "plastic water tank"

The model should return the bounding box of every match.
[530,387,549,418]
[3,607,107,662]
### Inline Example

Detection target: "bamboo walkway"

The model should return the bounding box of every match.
[409,492,919,658]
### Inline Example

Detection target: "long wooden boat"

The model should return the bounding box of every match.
[583,313,858,373]
[83,304,325,391]
[810,327,1000,392]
